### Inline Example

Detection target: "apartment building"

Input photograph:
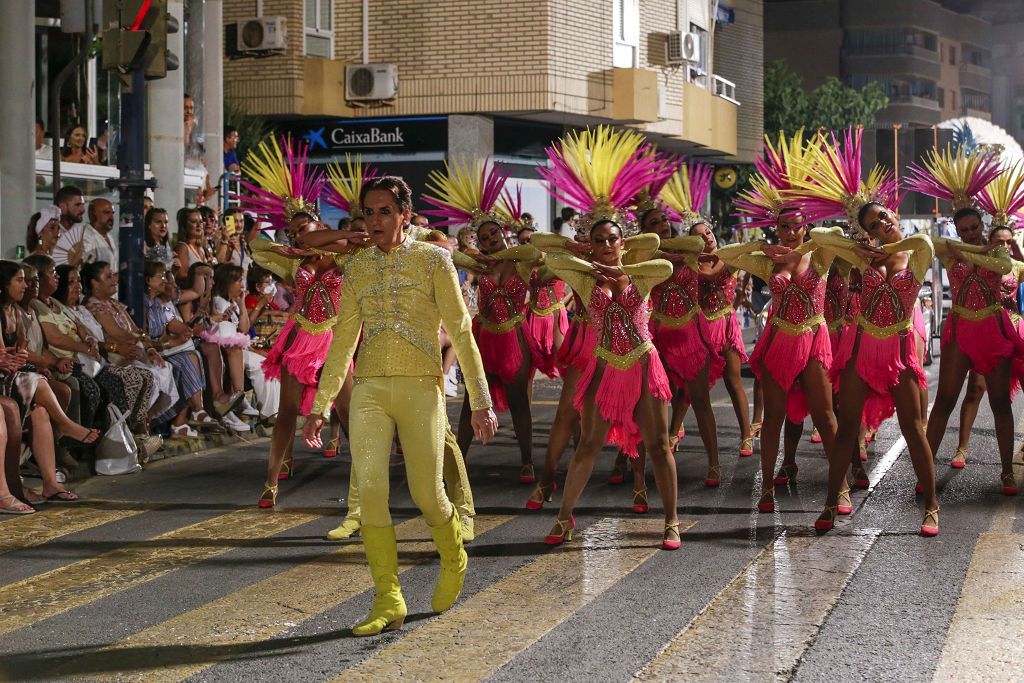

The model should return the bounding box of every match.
[765,0,991,128]
[223,0,764,226]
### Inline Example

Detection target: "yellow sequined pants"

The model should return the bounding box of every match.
[345,422,474,523]
[349,376,454,528]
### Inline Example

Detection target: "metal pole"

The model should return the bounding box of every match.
[363,0,369,63]
[49,0,94,200]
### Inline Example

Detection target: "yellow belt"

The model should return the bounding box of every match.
[704,306,733,322]
[594,340,654,370]
[651,307,699,329]
[476,312,525,334]
[295,313,338,335]
[827,318,846,333]
[770,312,825,336]
[856,314,913,339]
[951,302,1003,321]
[529,301,565,316]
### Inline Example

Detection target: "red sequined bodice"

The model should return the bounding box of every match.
[530,272,566,312]
[588,283,652,359]
[1000,269,1021,312]
[769,266,826,326]
[700,268,736,316]
[860,268,920,327]
[949,260,1002,312]
[478,273,529,325]
[824,269,848,326]
[651,264,700,320]
[294,265,345,324]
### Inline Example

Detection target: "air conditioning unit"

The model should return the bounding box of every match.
[666,31,701,65]
[235,16,287,53]
[346,64,399,101]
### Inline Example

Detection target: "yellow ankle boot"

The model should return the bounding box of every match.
[352,525,406,636]
[430,511,467,613]
[328,470,362,540]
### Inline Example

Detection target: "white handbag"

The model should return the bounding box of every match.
[95,405,142,475]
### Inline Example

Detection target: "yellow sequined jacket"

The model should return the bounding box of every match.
[311,237,492,417]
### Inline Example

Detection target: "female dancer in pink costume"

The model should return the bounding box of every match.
[910,151,1024,495]
[539,126,680,550]
[240,136,354,508]
[423,160,542,483]
[791,129,939,534]
[687,166,755,456]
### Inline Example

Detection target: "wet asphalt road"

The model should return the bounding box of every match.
[2,345,1023,682]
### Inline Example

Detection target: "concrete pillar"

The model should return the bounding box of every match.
[447,115,494,161]
[148,0,186,210]
[202,0,225,193]
[0,2,36,257]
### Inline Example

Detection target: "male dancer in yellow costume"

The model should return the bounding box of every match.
[304,176,498,636]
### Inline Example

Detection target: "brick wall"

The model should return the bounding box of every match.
[713,0,764,162]
[223,0,306,115]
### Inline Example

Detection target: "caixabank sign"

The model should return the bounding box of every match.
[270,116,448,155]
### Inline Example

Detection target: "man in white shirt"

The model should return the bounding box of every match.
[35,119,52,160]
[82,199,118,265]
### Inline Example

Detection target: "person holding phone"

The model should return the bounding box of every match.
[60,125,99,165]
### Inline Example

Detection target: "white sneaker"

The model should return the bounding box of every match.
[237,397,260,417]
[222,412,251,433]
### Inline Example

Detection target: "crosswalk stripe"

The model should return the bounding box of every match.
[633,529,879,681]
[0,508,323,637]
[331,517,694,683]
[61,514,514,683]
[0,500,150,556]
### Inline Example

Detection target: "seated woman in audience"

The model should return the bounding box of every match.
[174,208,215,282]
[0,393,33,514]
[144,260,218,438]
[48,265,157,443]
[81,261,178,454]
[201,264,259,431]
[145,208,175,269]
[27,207,62,260]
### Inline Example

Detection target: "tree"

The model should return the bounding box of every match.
[763,60,889,137]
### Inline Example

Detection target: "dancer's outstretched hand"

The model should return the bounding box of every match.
[303,416,325,449]
[471,408,499,445]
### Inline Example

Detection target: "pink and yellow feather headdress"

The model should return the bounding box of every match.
[422,158,510,230]
[660,160,713,230]
[787,127,900,232]
[238,135,325,230]
[632,148,680,220]
[734,130,810,228]
[904,146,1001,212]
[538,126,666,237]
[497,184,534,233]
[323,153,378,219]
[977,161,1024,228]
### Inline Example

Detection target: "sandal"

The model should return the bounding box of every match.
[858,436,869,462]
[662,521,681,550]
[189,410,217,427]
[278,457,294,481]
[810,427,822,444]
[520,464,536,485]
[323,435,340,458]
[921,507,940,537]
[773,464,798,486]
[739,436,754,457]
[45,489,80,503]
[815,505,838,531]
[705,464,721,487]
[171,424,198,438]
[58,428,101,450]
[749,421,762,438]
[544,516,575,545]
[608,456,627,485]
[852,465,870,490]
[757,489,775,513]
[258,483,278,508]
[951,448,968,469]
[0,493,34,515]
[525,481,557,510]
[632,488,649,514]
[1001,472,1019,496]
[837,485,853,515]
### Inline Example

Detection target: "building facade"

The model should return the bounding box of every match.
[223,0,764,228]
[765,0,991,128]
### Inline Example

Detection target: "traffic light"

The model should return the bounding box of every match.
[100,0,179,81]
[143,0,180,81]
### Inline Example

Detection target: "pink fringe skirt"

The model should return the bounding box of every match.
[262,319,333,416]
[199,329,251,349]
[524,307,569,379]
[705,310,747,386]
[944,309,1024,399]
[750,323,832,423]
[653,316,722,390]
[473,320,534,413]
[573,348,672,458]
[831,325,927,431]
[556,316,596,374]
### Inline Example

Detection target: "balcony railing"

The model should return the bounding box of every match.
[713,75,739,105]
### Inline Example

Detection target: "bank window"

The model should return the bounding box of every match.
[613,0,639,68]
[304,0,333,58]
